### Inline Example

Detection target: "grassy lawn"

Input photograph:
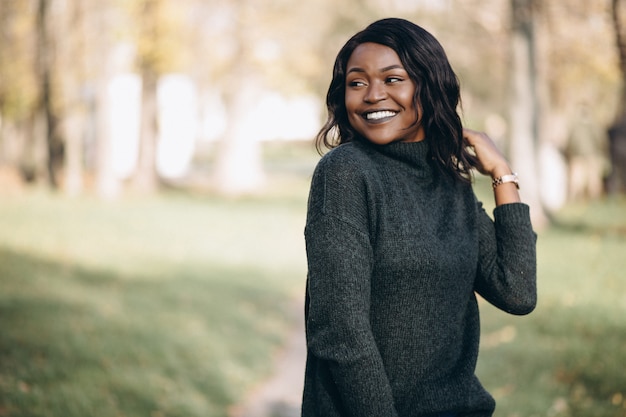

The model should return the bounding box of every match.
[0,180,309,417]
[0,149,625,416]
[476,194,626,417]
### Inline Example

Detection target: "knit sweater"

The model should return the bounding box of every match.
[302,138,537,417]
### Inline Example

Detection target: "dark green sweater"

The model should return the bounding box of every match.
[302,139,537,417]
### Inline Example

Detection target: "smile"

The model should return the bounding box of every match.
[364,110,398,121]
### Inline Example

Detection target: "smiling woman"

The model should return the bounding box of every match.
[302,18,537,417]
[344,42,424,145]
[316,17,480,184]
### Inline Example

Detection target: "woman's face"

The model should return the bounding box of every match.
[345,42,424,145]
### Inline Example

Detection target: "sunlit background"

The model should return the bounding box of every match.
[1,1,625,417]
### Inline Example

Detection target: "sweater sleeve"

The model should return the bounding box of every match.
[474,202,537,315]
[304,152,399,417]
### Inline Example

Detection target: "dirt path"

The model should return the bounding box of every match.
[229,299,306,417]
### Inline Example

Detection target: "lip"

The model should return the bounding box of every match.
[361,109,399,124]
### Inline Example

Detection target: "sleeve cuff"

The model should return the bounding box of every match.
[493,202,532,226]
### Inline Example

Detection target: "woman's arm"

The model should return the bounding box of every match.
[463,128,537,314]
[463,128,521,206]
[473,201,537,315]
[304,153,399,417]
[305,216,398,416]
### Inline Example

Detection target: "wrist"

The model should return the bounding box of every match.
[490,165,513,179]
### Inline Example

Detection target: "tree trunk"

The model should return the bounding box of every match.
[607,0,626,194]
[63,113,84,196]
[94,1,120,200]
[509,0,548,228]
[36,0,63,189]
[534,2,568,210]
[60,0,86,197]
[131,0,162,194]
[95,74,119,199]
[214,76,266,195]
[613,0,626,114]
[132,70,159,193]
[212,0,266,195]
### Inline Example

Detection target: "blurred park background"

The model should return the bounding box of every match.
[1,0,626,416]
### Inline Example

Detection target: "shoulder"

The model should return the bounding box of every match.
[311,142,380,192]
[317,141,375,170]
[307,142,375,225]
[313,141,378,186]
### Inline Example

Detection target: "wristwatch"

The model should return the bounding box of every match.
[492,173,519,189]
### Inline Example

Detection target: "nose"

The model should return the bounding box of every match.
[364,81,387,103]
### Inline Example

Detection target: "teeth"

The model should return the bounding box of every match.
[366,111,396,120]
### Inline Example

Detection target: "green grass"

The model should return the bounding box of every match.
[0,183,309,417]
[1,149,625,417]
[476,195,626,417]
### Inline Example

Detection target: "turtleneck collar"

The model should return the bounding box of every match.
[363,139,434,178]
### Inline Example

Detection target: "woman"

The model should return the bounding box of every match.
[302,18,537,417]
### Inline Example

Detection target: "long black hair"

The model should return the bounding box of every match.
[316,18,478,183]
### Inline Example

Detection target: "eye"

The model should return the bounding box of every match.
[348,80,366,87]
[386,76,403,84]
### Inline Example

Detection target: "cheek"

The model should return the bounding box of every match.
[344,92,359,113]
[406,95,421,120]
[344,98,363,128]
[401,90,416,108]
[404,82,419,112]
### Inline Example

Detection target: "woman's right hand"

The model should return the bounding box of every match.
[462,128,512,179]
[463,128,521,205]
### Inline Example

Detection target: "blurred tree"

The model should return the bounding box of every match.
[539,2,617,204]
[0,0,618,199]
[132,0,161,194]
[186,0,379,194]
[58,0,87,196]
[92,0,121,200]
[209,0,267,194]
[0,0,39,181]
[608,0,626,194]
[508,0,547,227]
[541,2,617,122]
[35,0,63,188]
[612,0,626,115]
[118,0,191,194]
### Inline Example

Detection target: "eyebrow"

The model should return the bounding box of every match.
[347,64,405,74]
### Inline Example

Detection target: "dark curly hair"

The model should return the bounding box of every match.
[316,18,478,183]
